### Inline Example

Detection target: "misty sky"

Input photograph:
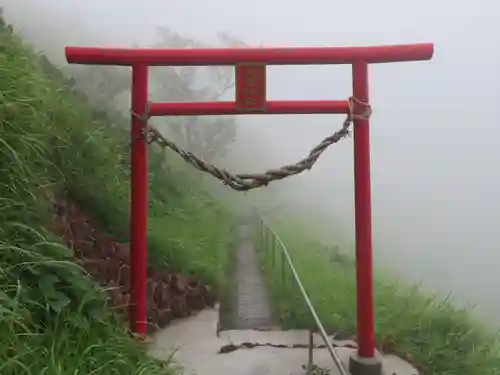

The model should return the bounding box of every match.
[2,0,500,325]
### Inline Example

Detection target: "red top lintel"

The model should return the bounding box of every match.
[65,43,434,66]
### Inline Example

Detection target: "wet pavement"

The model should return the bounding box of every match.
[148,307,419,375]
[233,224,275,329]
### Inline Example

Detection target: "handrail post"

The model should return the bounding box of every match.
[260,218,263,250]
[271,235,275,268]
[281,250,285,285]
[307,327,314,374]
[264,225,268,253]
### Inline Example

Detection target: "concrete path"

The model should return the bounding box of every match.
[148,307,419,375]
[147,221,419,374]
[232,223,275,330]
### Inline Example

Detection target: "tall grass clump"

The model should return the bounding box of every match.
[0,14,232,374]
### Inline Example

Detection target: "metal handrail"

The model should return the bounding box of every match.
[255,215,348,375]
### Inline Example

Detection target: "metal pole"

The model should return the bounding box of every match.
[308,328,314,374]
[264,225,268,253]
[130,64,149,336]
[281,250,285,285]
[352,61,375,358]
[260,218,263,249]
[271,235,275,269]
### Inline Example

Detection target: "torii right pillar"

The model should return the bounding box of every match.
[348,44,434,375]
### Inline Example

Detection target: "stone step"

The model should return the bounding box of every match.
[148,307,419,375]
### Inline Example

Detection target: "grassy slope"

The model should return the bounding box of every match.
[256,217,500,374]
[0,19,233,374]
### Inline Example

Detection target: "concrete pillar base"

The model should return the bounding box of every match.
[349,351,384,375]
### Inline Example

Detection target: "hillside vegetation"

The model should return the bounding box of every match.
[0,17,234,374]
[254,216,500,375]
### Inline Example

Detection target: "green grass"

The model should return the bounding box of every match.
[0,16,234,375]
[256,218,500,375]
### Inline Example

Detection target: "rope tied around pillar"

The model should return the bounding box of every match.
[131,96,371,192]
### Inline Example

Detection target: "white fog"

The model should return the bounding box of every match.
[2,0,500,326]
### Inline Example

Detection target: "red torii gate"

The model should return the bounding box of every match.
[65,42,433,374]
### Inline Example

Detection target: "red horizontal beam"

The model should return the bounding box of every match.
[148,100,350,116]
[65,43,434,66]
